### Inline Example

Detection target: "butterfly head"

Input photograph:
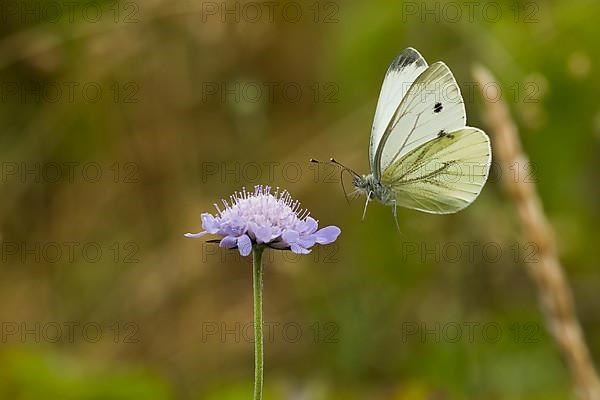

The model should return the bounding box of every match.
[351,174,372,193]
[352,173,394,205]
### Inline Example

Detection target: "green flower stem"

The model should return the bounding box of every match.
[252,245,265,400]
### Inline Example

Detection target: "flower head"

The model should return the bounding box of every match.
[185,185,341,256]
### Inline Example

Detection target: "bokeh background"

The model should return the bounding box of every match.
[1,0,599,398]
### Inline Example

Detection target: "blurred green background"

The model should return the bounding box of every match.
[1,0,599,398]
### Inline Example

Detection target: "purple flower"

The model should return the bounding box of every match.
[185,185,341,256]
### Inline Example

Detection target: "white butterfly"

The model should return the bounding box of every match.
[313,47,491,225]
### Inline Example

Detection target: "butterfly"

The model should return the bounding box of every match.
[311,47,491,227]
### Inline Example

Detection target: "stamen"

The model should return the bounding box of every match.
[214,203,222,215]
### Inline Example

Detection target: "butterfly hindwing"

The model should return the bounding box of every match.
[370,48,428,172]
[374,61,466,178]
[381,127,491,214]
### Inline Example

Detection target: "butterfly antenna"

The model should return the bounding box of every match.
[362,190,372,222]
[310,158,356,205]
[329,158,360,178]
[339,169,351,205]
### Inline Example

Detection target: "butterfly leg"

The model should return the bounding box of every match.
[361,191,372,222]
[392,200,400,232]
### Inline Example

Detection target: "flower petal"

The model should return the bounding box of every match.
[290,243,311,254]
[184,231,207,238]
[302,217,319,234]
[237,234,252,257]
[201,213,220,234]
[221,218,246,237]
[253,225,273,244]
[219,235,238,248]
[297,235,316,248]
[281,229,299,244]
[314,226,341,244]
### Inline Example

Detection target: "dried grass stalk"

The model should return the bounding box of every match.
[473,65,600,400]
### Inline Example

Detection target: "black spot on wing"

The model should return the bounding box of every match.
[437,130,455,139]
[434,102,443,113]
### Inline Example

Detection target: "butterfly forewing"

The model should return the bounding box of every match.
[374,61,466,178]
[370,48,428,173]
[381,127,491,214]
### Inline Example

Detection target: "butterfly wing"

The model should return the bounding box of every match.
[381,127,491,214]
[370,48,428,174]
[373,61,466,179]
